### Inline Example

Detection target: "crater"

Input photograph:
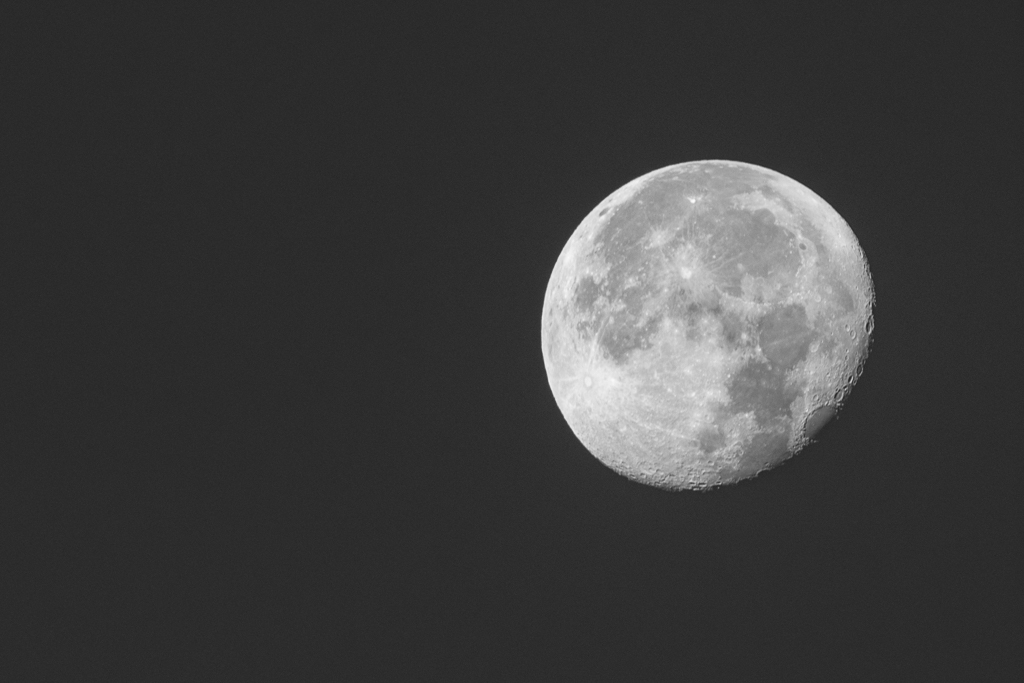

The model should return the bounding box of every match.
[803,404,835,441]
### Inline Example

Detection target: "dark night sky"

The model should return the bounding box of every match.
[2,4,1020,681]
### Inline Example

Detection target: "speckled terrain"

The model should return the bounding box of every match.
[542,160,874,490]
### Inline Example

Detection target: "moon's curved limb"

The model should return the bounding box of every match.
[541,160,874,490]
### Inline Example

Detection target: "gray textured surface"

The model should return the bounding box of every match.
[542,160,873,490]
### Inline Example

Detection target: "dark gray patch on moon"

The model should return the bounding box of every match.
[698,426,727,454]
[734,431,791,477]
[727,360,801,426]
[719,310,749,349]
[696,207,803,296]
[598,311,663,364]
[804,404,836,441]
[573,275,602,313]
[757,304,815,370]
[828,275,856,314]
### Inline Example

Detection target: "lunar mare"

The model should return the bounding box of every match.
[541,160,873,490]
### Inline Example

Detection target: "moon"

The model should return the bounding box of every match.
[541,160,874,490]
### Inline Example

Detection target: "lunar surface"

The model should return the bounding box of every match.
[541,160,874,490]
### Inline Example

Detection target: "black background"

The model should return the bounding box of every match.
[2,3,1020,681]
